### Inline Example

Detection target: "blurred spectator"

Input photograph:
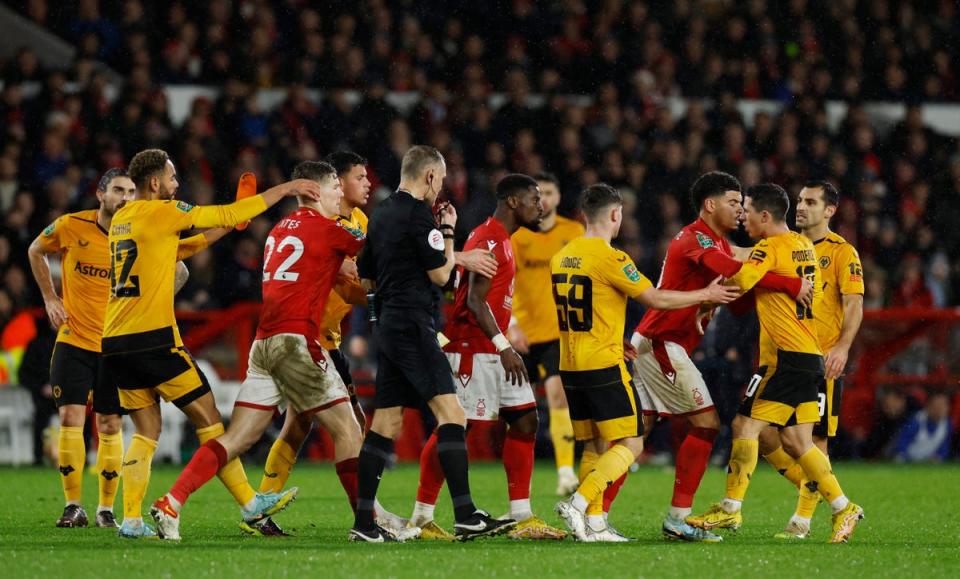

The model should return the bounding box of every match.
[17,311,57,465]
[894,392,955,462]
[861,389,918,459]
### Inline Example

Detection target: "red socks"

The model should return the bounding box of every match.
[335,457,359,512]
[671,427,718,508]
[603,472,627,513]
[503,430,536,501]
[169,440,228,506]
[416,431,444,505]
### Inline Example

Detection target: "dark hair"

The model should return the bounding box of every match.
[580,183,622,222]
[690,171,741,211]
[97,168,129,192]
[746,183,790,222]
[495,173,538,200]
[325,150,367,177]
[533,171,559,187]
[804,180,840,207]
[128,149,170,190]
[400,145,444,179]
[292,160,337,182]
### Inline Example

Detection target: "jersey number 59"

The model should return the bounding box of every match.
[551,273,593,331]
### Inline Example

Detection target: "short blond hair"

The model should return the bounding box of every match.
[400,145,444,179]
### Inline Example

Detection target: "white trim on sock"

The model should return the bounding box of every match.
[830,495,850,514]
[509,499,532,522]
[410,501,436,526]
[721,498,742,514]
[669,506,692,520]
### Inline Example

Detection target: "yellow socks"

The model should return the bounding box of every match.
[577,445,634,504]
[196,423,256,508]
[260,438,298,494]
[549,409,575,472]
[764,446,804,489]
[725,438,759,502]
[795,446,844,504]
[96,430,123,511]
[122,434,157,520]
[796,477,820,518]
[58,426,85,505]
[578,449,603,515]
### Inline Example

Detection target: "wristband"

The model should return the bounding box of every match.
[438,224,454,231]
[492,333,511,352]
[443,234,455,240]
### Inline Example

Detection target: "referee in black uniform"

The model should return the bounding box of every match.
[350,145,515,542]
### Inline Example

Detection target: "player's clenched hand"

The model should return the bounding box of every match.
[695,304,716,336]
[459,249,498,279]
[500,348,528,386]
[623,340,639,361]
[338,259,359,281]
[508,325,530,354]
[437,201,457,229]
[703,276,740,304]
[824,345,849,380]
[45,296,68,330]
[796,278,814,310]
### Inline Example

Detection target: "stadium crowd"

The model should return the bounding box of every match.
[1,0,958,461]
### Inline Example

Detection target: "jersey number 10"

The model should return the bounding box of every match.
[551,273,593,331]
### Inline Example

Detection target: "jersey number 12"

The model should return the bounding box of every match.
[110,239,140,297]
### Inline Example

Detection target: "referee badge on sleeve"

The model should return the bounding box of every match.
[428,228,445,250]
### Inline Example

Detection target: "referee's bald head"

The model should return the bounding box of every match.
[401,145,445,179]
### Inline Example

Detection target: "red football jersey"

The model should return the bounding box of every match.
[636,218,732,354]
[444,217,515,354]
[256,206,365,341]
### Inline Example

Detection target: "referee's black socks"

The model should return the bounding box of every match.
[436,423,477,522]
[354,430,393,530]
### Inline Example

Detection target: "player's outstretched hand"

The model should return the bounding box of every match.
[235,172,257,231]
[437,201,458,229]
[704,276,741,304]
[45,296,68,330]
[508,325,530,354]
[500,348,528,386]
[695,304,717,336]
[796,278,814,309]
[459,248,498,279]
[623,339,639,361]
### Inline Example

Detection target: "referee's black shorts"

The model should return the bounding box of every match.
[374,307,455,409]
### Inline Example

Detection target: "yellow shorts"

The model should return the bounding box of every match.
[101,346,211,411]
[561,363,643,443]
[739,361,822,427]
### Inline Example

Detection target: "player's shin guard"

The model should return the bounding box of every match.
[796,446,846,509]
[578,449,603,515]
[355,431,393,530]
[58,426,85,505]
[169,440,229,508]
[725,438,759,502]
[764,446,804,489]
[96,430,123,510]
[335,457,359,512]
[577,445,634,505]
[549,409,575,471]
[436,424,477,522]
[671,427,717,513]
[122,434,158,520]
[416,431,444,506]
[196,423,256,507]
[260,437,298,494]
[503,430,536,521]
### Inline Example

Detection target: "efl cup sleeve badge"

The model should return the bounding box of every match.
[623,263,641,282]
[43,221,56,236]
[428,228,445,251]
[176,201,195,212]
[695,232,715,248]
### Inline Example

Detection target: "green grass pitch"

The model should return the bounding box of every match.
[3,461,958,577]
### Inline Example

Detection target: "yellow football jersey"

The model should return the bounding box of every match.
[728,231,823,368]
[812,231,864,352]
[102,195,267,353]
[551,237,652,372]
[36,210,110,352]
[512,216,585,344]
[317,208,368,350]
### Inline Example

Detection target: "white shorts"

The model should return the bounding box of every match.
[630,333,714,417]
[446,352,537,421]
[235,334,349,415]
